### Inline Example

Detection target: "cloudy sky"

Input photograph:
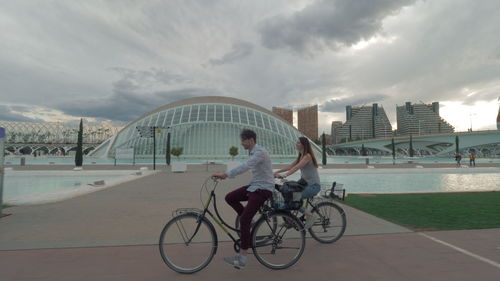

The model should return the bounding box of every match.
[1,0,500,133]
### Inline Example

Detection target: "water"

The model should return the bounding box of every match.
[3,170,146,204]
[286,169,500,193]
[5,156,500,165]
[3,164,500,206]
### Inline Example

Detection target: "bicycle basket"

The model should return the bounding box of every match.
[320,182,346,200]
[272,181,304,210]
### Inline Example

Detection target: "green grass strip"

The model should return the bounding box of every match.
[343,192,500,231]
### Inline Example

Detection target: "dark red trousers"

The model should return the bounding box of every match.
[225,186,272,250]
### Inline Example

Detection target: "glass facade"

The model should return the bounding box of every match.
[93,98,321,159]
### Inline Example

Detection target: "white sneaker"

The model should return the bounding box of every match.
[304,214,316,229]
[223,254,246,269]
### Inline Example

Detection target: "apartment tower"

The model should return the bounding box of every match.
[338,103,392,142]
[330,121,343,144]
[272,107,293,125]
[396,102,454,136]
[297,105,318,140]
[496,103,500,130]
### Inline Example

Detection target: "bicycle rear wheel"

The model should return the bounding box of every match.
[308,202,346,244]
[251,212,305,270]
[159,213,217,274]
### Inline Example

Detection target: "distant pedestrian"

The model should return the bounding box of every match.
[455,153,462,167]
[469,154,476,167]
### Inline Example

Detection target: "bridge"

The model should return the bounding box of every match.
[329,130,500,157]
[0,120,119,156]
[5,143,98,156]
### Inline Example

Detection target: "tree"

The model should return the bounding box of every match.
[361,144,367,156]
[391,138,396,165]
[165,131,171,165]
[75,118,83,167]
[321,133,327,165]
[171,147,183,160]
[229,146,238,160]
[409,134,414,157]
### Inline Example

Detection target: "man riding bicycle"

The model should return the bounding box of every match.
[212,129,274,269]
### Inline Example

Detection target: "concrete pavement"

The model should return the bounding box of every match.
[0,165,499,280]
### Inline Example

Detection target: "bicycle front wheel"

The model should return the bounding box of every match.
[159,213,217,274]
[252,212,305,270]
[308,202,346,244]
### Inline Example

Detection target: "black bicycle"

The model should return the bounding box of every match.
[236,181,347,244]
[159,177,306,274]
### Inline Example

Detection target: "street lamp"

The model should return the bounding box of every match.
[469,113,476,132]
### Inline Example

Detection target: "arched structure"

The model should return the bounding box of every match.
[0,120,120,156]
[330,130,500,157]
[91,96,321,159]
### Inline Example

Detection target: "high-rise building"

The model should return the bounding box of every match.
[297,105,318,140]
[338,103,392,142]
[396,102,454,136]
[330,121,342,144]
[323,134,332,144]
[272,107,293,125]
[497,103,500,130]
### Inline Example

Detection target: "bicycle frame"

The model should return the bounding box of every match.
[183,179,242,248]
[161,178,310,273]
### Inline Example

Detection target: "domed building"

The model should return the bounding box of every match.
[91,96,321,160]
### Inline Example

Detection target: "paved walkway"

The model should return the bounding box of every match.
[1,165,499,280]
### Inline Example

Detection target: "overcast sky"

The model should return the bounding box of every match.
[1,0,500,133]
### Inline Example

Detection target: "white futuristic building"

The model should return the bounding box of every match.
[91,96,321,159]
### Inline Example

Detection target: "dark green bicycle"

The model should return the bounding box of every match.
[159,177,306,274]
[236,181,347,244]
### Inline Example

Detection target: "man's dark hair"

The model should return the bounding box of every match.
[240,129,256,141]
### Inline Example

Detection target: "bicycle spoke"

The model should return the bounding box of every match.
[159,213,217,274]
[309,202,346,244]
[252,212,305,270]
[174,218,190,244]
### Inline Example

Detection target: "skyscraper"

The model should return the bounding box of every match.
[297,105,318,140]
[272,107,293,125]
[396,102,454,136]
[496,103,500,130]
[330,121,342,144]
[338,103,392,142]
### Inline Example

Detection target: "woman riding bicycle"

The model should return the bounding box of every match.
[274,136,321,229]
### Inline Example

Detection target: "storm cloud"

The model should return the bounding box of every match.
[1,0,500,132]
[258,0,417,53]
[55,89,211,122]
[0,105,44,122]
[320,94,389,112]
[208,42,254,66]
